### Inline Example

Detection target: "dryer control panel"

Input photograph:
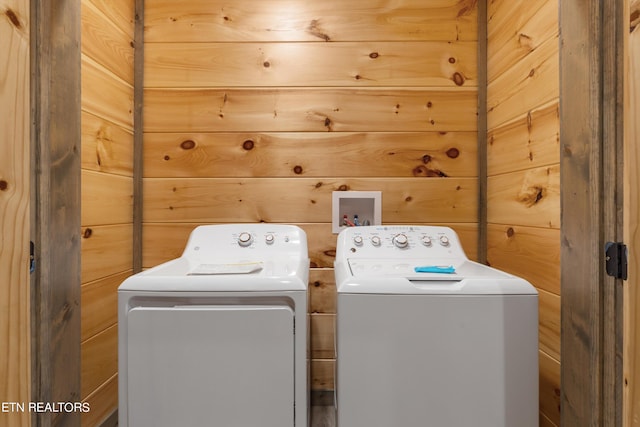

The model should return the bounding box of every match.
[335,225,467,261]
[182,224,308,261]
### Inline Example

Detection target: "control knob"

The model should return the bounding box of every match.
[371,236,381,247]
[393,234,409,248]
[238,232,253,247]
[265,233,275,245]
[353,235,364,246]
[439,235,450,246]
[421,236,432,247]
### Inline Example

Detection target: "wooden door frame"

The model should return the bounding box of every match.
[30,0,82,426]
[624,1,640,425]
[560,0,625,425]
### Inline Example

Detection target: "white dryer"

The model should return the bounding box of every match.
[334,225,538,427]
[118,224,309,427]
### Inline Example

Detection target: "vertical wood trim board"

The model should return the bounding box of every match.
[602,0,626,424]
[32,0,82,425]
[133,0,144,273]
[560,0,625,425]
[624,0,640,424]
[559,1,602,423]
[0,1,31,426]
[477,0,488,264]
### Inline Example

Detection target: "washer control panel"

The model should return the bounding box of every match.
[336,225,467,261]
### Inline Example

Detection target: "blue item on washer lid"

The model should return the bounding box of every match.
[414,265,456,274]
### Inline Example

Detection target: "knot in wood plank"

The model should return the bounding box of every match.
[446,148,460,158]
[517,185,546,207]
[4,8,22,29]
[452,72,465,86]
[307,19,330,41]
[180,140,196,150]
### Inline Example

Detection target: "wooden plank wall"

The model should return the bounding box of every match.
[486,1,560,426]
[142,0,479,392]
[0,1,30,426]
[80,0,134,425]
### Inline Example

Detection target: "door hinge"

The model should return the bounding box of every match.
[605,242,627,280]
[30,241,35,274]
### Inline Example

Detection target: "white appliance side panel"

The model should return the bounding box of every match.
[336,294,538,427]
[127,305,294,427]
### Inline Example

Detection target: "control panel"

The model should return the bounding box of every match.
[235,231,283,247]
[182,224,308,261]
[335,225,467,261]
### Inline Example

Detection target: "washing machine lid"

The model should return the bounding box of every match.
[337,259,537,295]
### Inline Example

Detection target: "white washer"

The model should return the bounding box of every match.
[335,225,538,427]
[118,224,309,427]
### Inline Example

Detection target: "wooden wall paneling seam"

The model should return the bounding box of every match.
[133,0,144,273]
[478,0,488,264]
[80,271,131,342]
[539,349,562,426]
[81,111,134,176]
[81,224,133,284]
[487,100,560,176]
[486,165,560,229]
[31,0,82,425]
[80,324,117,399]
[310,314,335,359]
[81,55,134,132]
[81,373,118,427]
[538,288,562,361]
[81,170,133,226]
[486,224,560,295]
[487,34,560,130]
[540,412,558,427]
[310,359,334,391]
[309,269,337,314]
